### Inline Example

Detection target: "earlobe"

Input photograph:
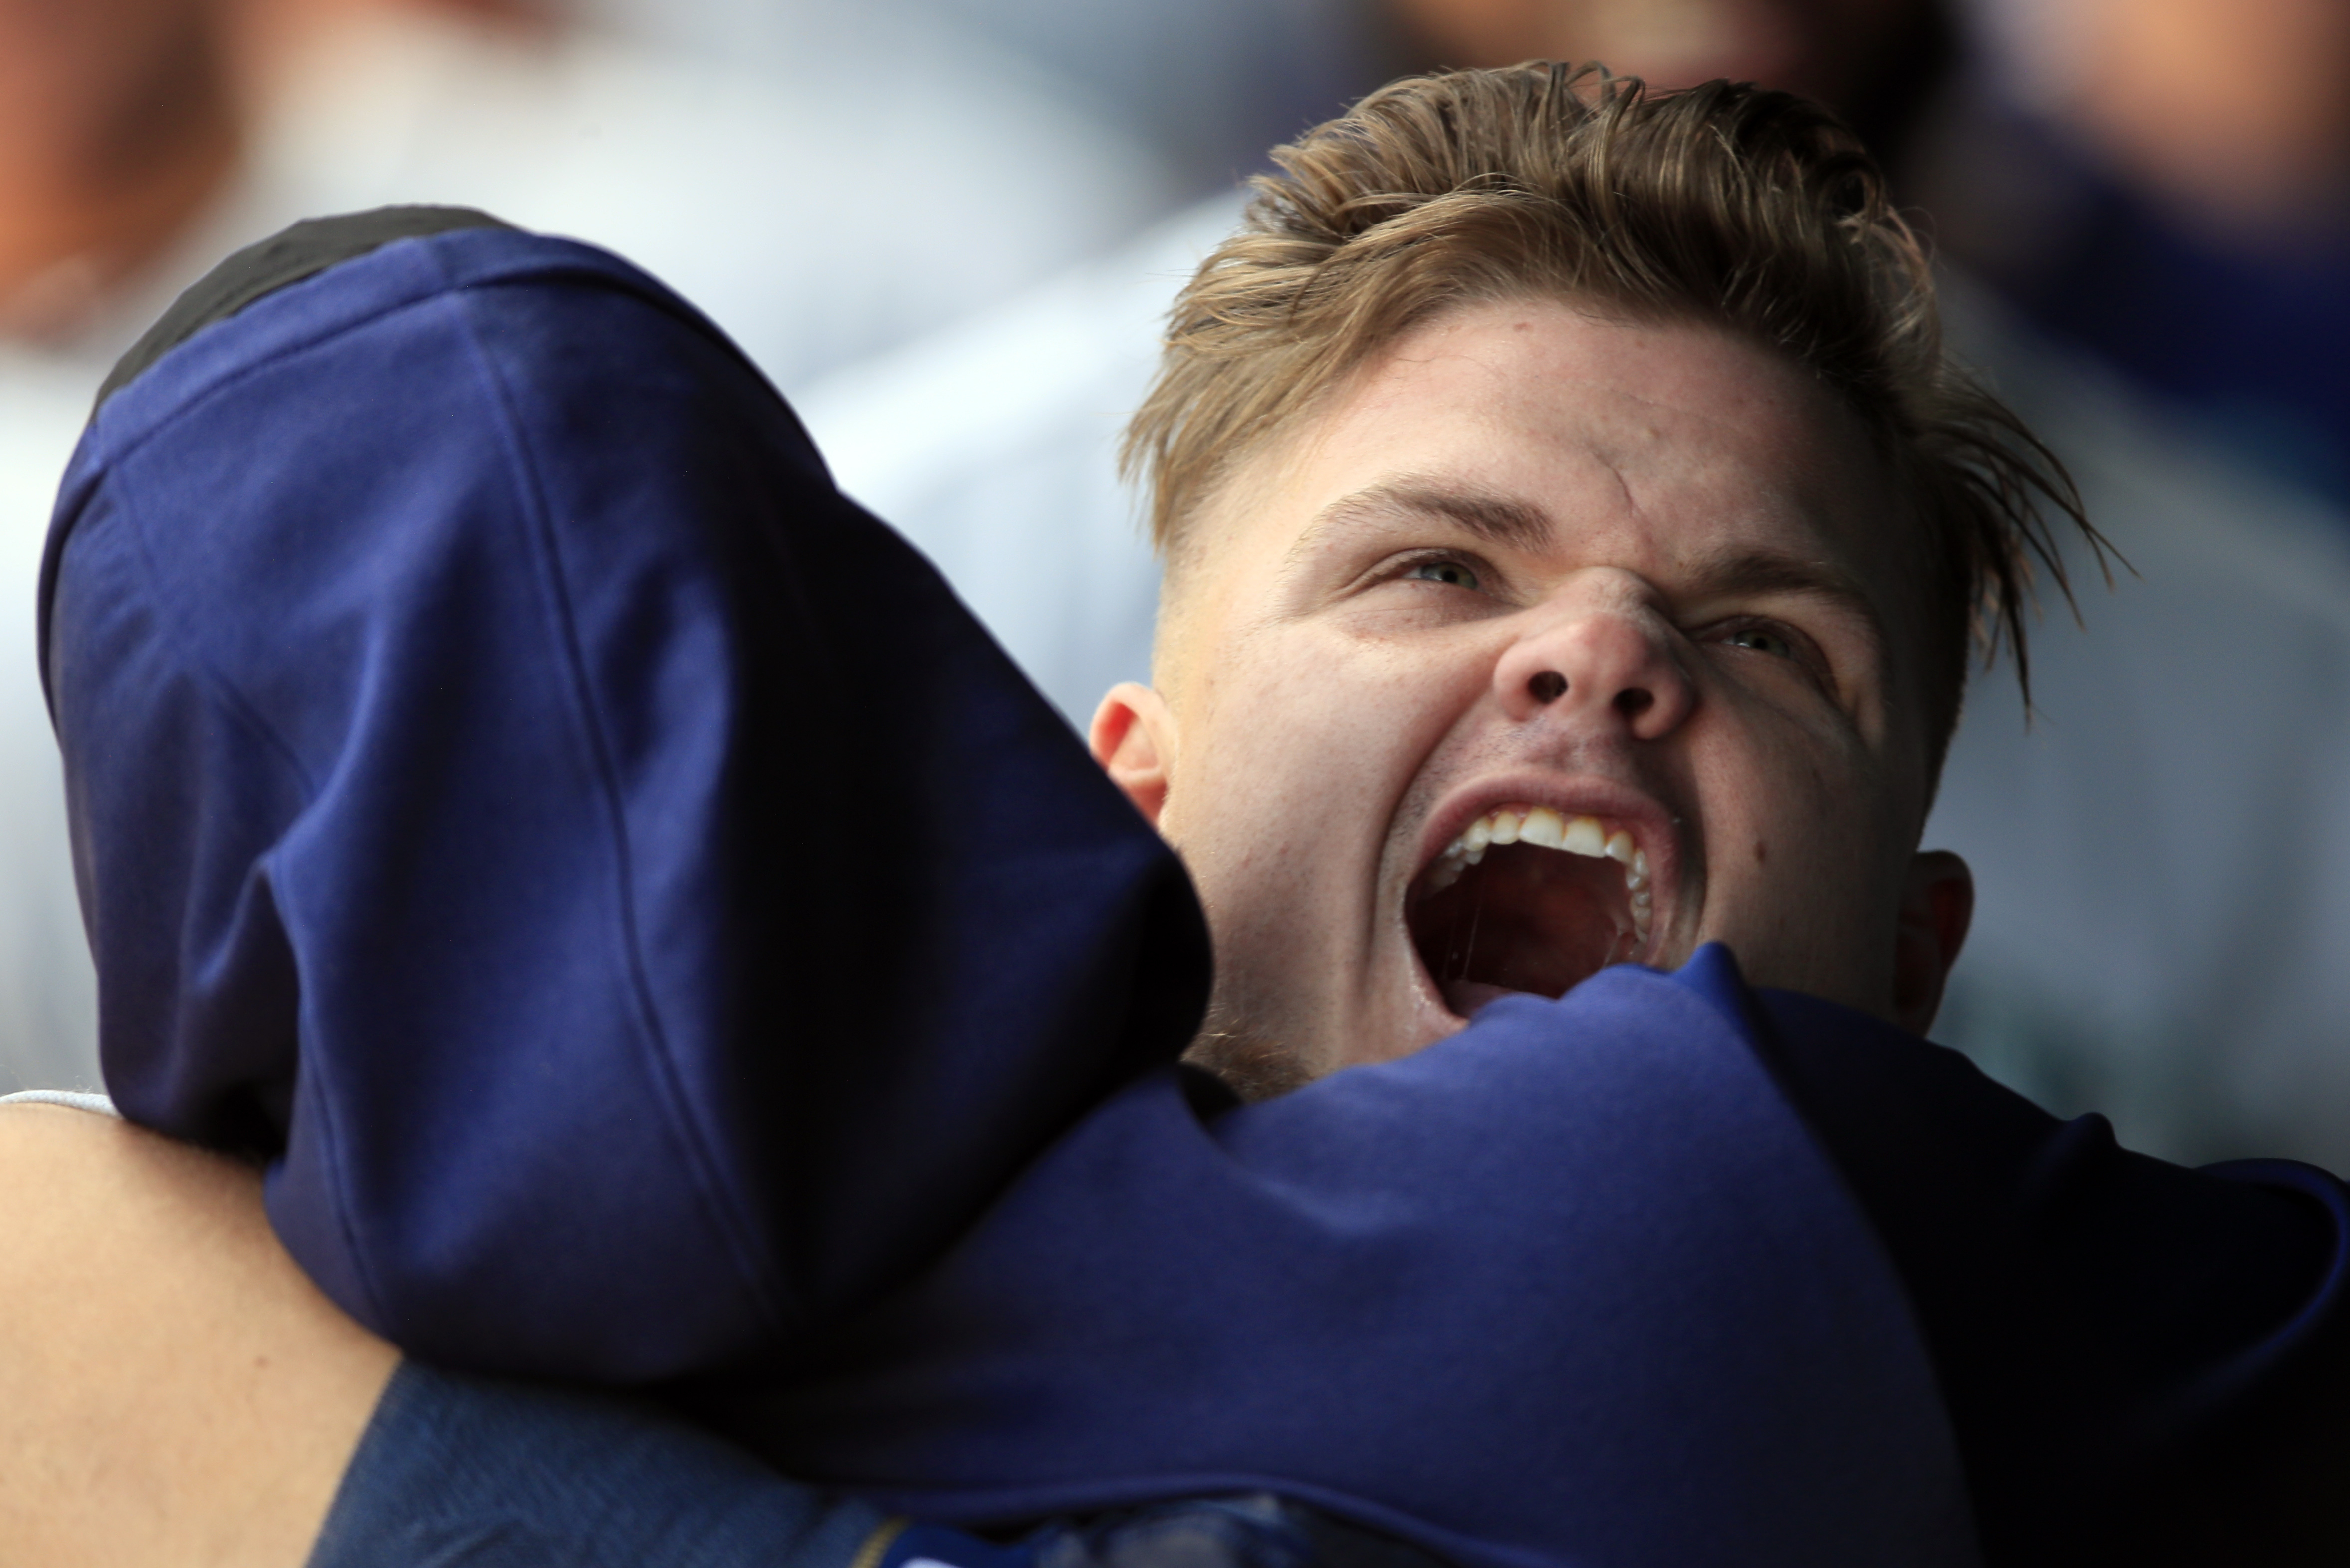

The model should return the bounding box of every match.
[1089,682,1177,829]
[1890,849,1973,1036]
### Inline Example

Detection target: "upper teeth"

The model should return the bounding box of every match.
[1424,807,1653,940]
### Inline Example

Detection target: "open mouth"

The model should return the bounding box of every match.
[1406,806,1652,1018]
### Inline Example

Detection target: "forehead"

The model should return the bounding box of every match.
[1196,298,1905,607]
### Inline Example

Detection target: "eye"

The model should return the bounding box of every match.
[1407,558,1481,590]
[1708,619,1838,699]
[1722,624,1799,660]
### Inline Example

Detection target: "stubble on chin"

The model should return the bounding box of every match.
[1181,1007,1318,1102]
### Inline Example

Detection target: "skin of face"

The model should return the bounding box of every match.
[1090,297,1974,1085]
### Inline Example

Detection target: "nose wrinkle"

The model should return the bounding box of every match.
[1500,594,1692,735]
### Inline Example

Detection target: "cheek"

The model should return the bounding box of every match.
[1180,628,1454,808]
[1162,646,1320,849]
[1163,629,1469,915]
[1687,698,1908,994]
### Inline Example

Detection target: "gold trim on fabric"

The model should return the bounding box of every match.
[848,1514,912,1568]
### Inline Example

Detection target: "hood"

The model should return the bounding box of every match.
[42,211,1209,1377]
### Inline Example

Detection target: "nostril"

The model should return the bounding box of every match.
[1528,671,1567,704]
[1614,687,1653,719]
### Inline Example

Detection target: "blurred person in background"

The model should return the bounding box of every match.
[589,0,1379,208]
[797,0,2350,1168]
[0,0,1174,1094]
[1932,0,2349,515]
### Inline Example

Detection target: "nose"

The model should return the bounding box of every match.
[1493,585,1694,741]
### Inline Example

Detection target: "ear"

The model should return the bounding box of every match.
[1890,849,1973,1035]
[1088,682,1178,828]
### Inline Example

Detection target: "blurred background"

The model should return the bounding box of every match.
[2,0,2346,1170]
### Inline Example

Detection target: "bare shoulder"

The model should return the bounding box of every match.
[0,1103,397,1567]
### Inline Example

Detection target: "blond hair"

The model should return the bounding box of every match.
[1123,63,2099,761]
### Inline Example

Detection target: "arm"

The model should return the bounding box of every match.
[717,950,2350,1568]
[1753,987,2350,1566]
[0,1102,973,1568]
[0,1101,394,1568]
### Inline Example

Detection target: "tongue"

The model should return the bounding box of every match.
[1442,978,1526,1017]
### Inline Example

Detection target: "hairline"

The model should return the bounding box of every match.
[1150,290,1946,760]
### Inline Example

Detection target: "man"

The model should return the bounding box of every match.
[4,65,2345,1568]
[805,0,2350,1175]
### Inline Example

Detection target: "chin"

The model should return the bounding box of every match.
[1184,1022,1322,1100]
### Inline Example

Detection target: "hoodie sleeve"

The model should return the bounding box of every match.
[1746,985,2350,1566]
[721,949,2350,1568]
[41,225,1207,1382]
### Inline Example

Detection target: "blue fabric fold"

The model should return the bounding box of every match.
[46,225,1208,1379]
[726,949,1978,1568]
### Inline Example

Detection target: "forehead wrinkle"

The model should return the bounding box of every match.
[1283,476,1555,570]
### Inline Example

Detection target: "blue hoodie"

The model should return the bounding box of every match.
[47,212,1208,1380]
[41,217,2350,1568]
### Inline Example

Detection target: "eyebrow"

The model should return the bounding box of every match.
[1291,477,1892,657]
[1674,545,1892,663]
[1290,477,1557,562]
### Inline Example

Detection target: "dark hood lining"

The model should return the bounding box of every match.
[93,206,516,417]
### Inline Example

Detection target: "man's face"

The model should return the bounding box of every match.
[1093,298,1971,1085]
